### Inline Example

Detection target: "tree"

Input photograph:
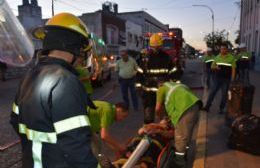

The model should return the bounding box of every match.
[234,30,240,45]
[233,1,241,46]
[204,30,233,53]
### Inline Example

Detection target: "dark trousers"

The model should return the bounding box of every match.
[0,68,6,81]
[205,71,214,89]
[205,77,231,111]
[236,61,250,83]
[237,68,250,83]
[119,77,138,110]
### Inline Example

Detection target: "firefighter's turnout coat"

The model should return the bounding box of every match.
[136,49,175,123]
[10,57,98,168]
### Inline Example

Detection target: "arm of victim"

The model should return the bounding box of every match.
[101,127,125,153]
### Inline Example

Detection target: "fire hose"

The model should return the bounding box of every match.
[122,136,151,168]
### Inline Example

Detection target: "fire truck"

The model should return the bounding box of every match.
[143,28,184,72]
[89,33,112,86]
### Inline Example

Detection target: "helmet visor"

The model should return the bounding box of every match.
[0,0,34,67]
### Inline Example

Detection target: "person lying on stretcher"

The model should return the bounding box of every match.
[109,118,175,168]
[138,118,175,140]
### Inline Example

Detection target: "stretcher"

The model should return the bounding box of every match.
[112,135,175,168]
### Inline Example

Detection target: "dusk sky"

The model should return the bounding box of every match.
[8,0,240,50]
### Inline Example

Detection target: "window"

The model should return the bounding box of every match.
[128,32,133,43]
[139,37,143,48]
[144,23,149,32]
[106,25,118,45]
[250,0,253,11]
[245,0,248,13]
[249,34,252,50]
[134,35,138,43]
[255,31,258,52]
[259,32,260,57]
[249,13,252,29]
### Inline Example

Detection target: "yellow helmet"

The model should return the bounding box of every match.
[149,33,163,47]
[33,12,90,40]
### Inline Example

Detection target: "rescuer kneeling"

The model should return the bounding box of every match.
[88,101,129,157]
[155,81,202,168]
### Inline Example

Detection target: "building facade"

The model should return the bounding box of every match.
[240,0,260,70]
[125,20,142,51]
[17,1,168,55]
[80,2,126,55]
[118,11,168,34]
[18,0,43,49]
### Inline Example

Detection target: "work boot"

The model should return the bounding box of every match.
[184,146,190,161]
[170,153,186,168]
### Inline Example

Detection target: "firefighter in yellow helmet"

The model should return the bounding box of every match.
[150,33,163,48]
[136,33,174,124]
[10,13,98,168]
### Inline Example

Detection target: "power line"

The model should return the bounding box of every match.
[228,8,239,31]
[71,0,101,6]
[147,6,193,10]
[55,0,86,12]
[149,0,181,9]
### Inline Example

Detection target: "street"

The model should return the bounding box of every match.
[1,59,260,168]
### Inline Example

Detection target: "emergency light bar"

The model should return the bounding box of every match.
[144,32,176,38]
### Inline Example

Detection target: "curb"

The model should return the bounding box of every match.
[193,111,207,168]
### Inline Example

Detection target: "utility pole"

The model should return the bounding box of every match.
[193,5,215,53]
[52,0,54,16]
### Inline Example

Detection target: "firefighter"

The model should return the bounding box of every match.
[155,81,202,168]
[202,48,215,89]
[203,44,236,114]
[10,13,98,168]
[136,33,175,124]
[236,43,251,82]
[136,48,148,65]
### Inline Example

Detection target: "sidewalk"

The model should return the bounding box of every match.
[204,70,260,168]
[185,59,260,168]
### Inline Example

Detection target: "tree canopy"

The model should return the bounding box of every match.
[204,30,233,53]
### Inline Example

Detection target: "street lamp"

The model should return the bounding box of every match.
[52,0,55,16]
[192,4,215,51]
